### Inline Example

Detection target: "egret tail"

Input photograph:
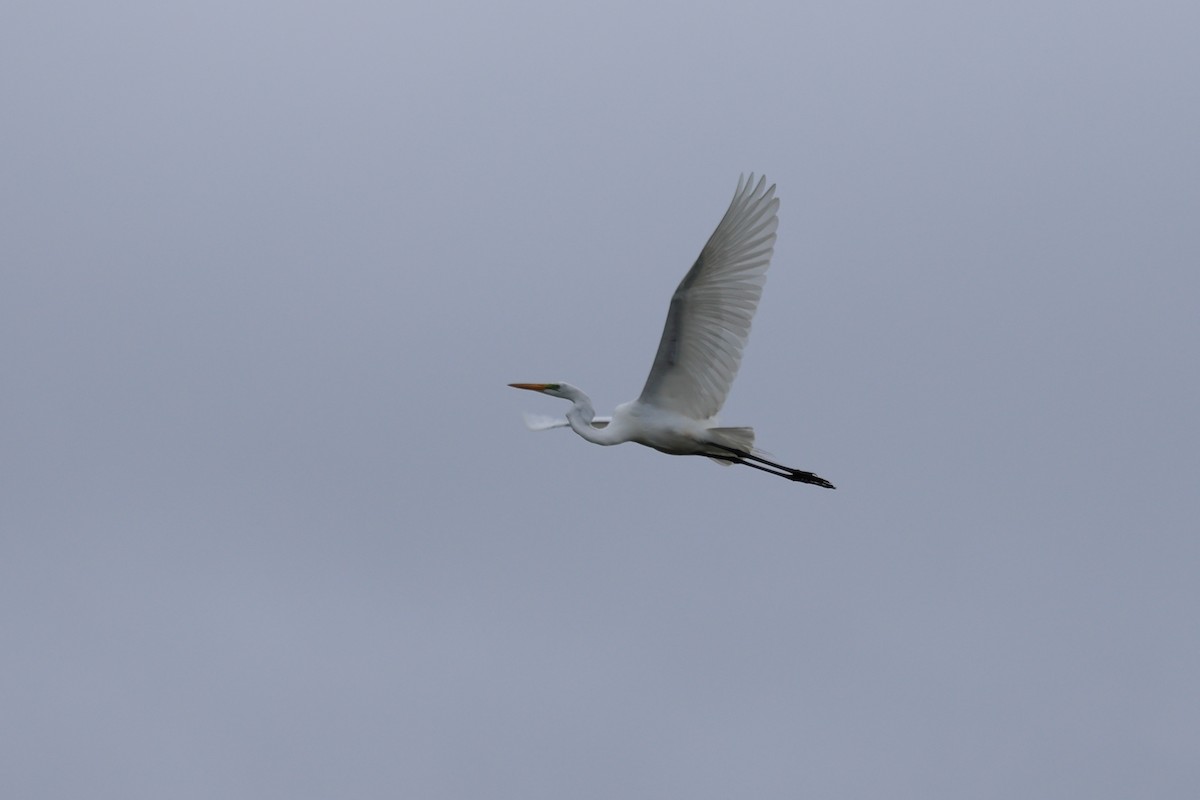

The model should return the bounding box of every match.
[703,427,756,465]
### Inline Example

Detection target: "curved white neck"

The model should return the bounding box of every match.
[560,388,620,445]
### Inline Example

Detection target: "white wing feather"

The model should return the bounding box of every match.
[523,413,611,431]
[522,413,569,431]
[637,174,779,420]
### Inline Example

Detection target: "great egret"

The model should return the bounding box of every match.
[510,174,834,488]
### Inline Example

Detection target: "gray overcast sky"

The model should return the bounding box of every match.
[3,1,1198,798]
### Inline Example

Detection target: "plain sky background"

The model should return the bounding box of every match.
[3,1,1198,797]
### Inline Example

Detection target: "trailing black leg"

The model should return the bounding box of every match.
[707,444,836,489]
[708,453,795,480]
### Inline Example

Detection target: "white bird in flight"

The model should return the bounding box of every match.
[510,174,834,488]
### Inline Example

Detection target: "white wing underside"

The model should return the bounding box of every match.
[523,413,611,431]
[637,174,779,420]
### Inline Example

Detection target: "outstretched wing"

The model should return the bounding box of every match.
[637,174,779,420]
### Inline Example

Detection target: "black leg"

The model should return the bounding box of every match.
[708,453,795,480]
[707,445,836,489]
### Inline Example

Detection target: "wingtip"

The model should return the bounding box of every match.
[736,172,776,205]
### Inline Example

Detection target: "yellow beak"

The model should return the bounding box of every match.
[508,383,551,392]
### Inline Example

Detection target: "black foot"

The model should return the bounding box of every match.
[791,471,836,489]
